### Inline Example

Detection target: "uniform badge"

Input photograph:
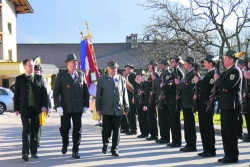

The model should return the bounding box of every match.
[166,76,169,80]
[210,79,214,84]
[191,79,194,84]
[230,74,235,80]
[67,84,70,88]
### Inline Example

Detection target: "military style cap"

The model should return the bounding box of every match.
[107,60,119,68]
[185,57,194,65]
[160,59,170,66]
[237,58,245,65]
[149,60,159,66]
[65,53,79,62]
[225,50,246,60]
[34,64,42,71]
[124,63,134,69]
[201,55,215,64]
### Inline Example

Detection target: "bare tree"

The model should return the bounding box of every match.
[140,0,250,59]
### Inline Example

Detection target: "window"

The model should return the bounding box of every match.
[0,89,8,95]
[8,50,12,61]
[8,23,11,34]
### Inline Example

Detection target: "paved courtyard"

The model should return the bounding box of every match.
[0,111,249,167]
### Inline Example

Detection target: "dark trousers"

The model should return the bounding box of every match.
[121,115,129,132]
[102,114,122,152]
[221,109,239,159]
[198,111,216,153]
[37,126,42,144]
[168,105,182,145]
[128,102,137,132]
[147,103,158,137]
[21,106,39,155]
[60,112,82,152]
[158,103,170,141]
[237,114,243,137]
[137,107,149,136]
[245,113,250,139]
[182,107,196,149]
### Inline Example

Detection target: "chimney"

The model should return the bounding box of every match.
[130,34,138,48]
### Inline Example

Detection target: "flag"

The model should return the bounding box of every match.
[79,38,99,97]
[80,40,86,71]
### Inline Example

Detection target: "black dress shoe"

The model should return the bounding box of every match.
[111,151,119,156]
[167,143,173,147]
[72,152,80,159]
[218,157,226,162]
[197,152,204,156]
[180,146,187,151]
[31,154,38,158]
[37,143,40,147]
[243,138,250,142]
[155,138,162,143]
[102,145,108,154]
[158,139,170,144]
[201,152,216,157]
[137,134,147,138]
[146,136,158,141]
[121,130,128,133]
[62,146,68,154]
[22,154,29,161]
[170,143,181,148]
[182,147,197,152]
[125,131,137,135]
[220,157,238,163]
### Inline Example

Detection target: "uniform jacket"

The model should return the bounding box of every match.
[143,72,160,105]
[126,72,137,100]
[95,74,129,116]
[177,69,195,108]
[163,67,184,106]
[216,65,242,110]
[53,70,89,113]
[134,82,144,108]
[14,74,48,116]
[196,69,215,112]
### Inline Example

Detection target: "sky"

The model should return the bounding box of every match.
[16,0,157,44]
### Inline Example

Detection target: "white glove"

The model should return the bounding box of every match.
[83,107,88,113]
[48,108,53,113]
[57,107,63,116]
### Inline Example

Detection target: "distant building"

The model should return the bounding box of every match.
[0,0,58,90]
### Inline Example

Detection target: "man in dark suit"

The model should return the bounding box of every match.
[175,57,197,152]
[156,59,170,144]
[164,56,184,148]
[14,58,48,162]
[142,60,160,141]
[124,63,137,135]
[214,50,243,163]
[96,61,129,156]
[193,55,216,157]
[53,53,89,159]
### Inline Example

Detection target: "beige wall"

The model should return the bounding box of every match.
[0,0,17,61]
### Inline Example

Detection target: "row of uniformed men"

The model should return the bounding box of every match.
[122,50,249,164]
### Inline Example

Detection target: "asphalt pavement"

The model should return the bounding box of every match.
[0,111,249,167]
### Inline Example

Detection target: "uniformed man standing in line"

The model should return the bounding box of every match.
[165,56,184,148]
[175,57,197,152]
[243,62,250,142]
[96,61,129,156]
[156,59,171,144]
[124,64,138,135]
[142,60,160,141]
[236,58,245,140]
[134,72,149,138]
[214,50,242,163]
[193,55,216,157]
[53,53,89,159]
